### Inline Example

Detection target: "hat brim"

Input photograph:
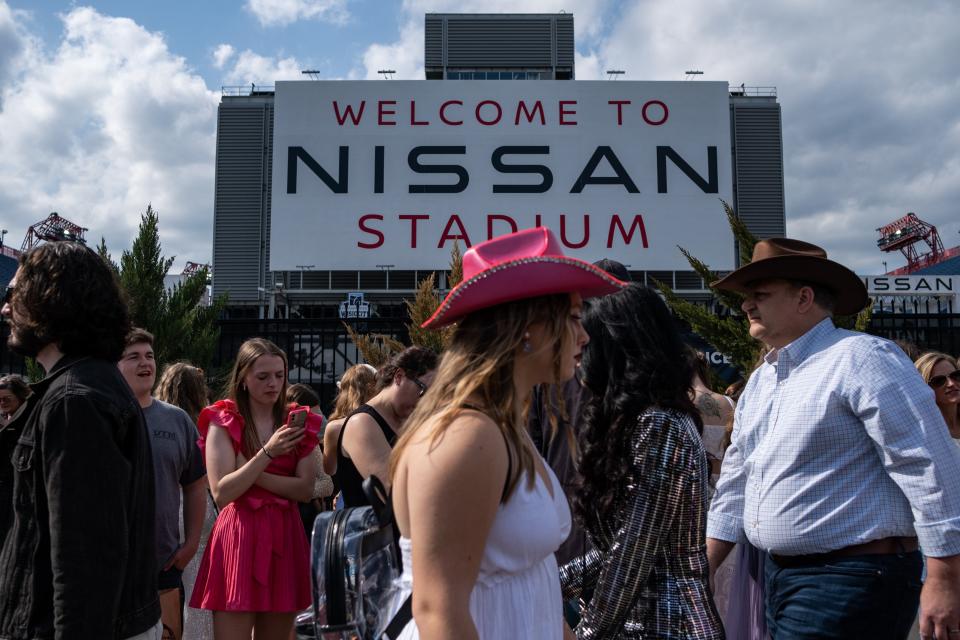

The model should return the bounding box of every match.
[422,257,626,329]
[712,255,869,316]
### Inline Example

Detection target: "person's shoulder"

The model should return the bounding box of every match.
[148,399,195,428]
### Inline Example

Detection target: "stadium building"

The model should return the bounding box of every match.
[211,13,785,319]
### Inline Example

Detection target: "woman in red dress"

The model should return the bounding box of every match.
[189,338,321,639]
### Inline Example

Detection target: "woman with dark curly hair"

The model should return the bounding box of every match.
[560,284,724,639]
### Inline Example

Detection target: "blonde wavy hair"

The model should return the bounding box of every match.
[915,351,958,384]
[390,293,574,501]
[155,362,209,424]
[330,364,378,420]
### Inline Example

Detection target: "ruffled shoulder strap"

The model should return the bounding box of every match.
[197,399,245,456]
[289,403,325,460]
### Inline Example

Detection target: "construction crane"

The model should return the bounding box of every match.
[876,212,945,274]
[20,212,87,252]
[181,261,211,277]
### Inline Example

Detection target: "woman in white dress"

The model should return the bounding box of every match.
[389,227,625,640]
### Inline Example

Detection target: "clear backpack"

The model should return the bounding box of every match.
[295,476,412,640]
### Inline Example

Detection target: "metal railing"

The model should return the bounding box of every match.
[221,85,276,96]
[729,85,777,97]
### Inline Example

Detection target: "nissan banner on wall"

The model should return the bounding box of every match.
[270,80,734,271]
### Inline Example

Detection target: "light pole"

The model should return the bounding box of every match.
[375,264,394,290]
[295,264,315,289]
[0,229,7,249]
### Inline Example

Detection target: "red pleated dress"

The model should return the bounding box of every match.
[189,399,321,612]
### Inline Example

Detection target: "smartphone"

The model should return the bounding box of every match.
[288,409,307,430]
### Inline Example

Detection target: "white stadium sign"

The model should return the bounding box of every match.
[270,80,734,271]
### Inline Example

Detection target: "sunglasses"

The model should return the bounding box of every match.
[2,285,14,306]
[930,370,960,389]
[409,376,428,397]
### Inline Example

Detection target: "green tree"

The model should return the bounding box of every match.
[656,200,872,380]
[103,205,226,369]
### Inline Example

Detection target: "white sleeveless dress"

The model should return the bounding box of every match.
[396,460,572,639]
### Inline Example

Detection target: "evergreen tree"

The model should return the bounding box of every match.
[102,205,226,369]
[657,200,872,381]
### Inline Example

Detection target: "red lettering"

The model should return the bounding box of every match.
[559,100,578,125]
[534,213,543,228]
[476,100,503,126]
[333,101,365,125]
[439,100,463,125]
[487,214,518,239]
[560,214,590,249]
[514,100,546,125]
[358,214,385,248]
[642,100,669,126]
[399,214,429,248]
[608,100,631,125]
[410,100,429,126]
[438,214,471,248]
[607,214,648,248]
[378,100,397,126]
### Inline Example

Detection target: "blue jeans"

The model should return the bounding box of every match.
[765,551,922,639]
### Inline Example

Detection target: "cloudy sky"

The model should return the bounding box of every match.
[0,0,957,273]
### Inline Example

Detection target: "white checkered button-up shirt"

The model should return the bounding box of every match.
[708,318,960,557]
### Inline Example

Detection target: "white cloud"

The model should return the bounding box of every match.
[245,0,349,27]
[0,3,218,266]
[223,49,305,84]
[212,43,235,69]
[591,0,960,273]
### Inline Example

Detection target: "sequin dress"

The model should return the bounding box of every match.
[560,408,724,639]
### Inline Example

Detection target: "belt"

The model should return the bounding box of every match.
[770,536,919,568]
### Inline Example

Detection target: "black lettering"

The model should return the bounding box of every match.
[374,146,384,194]
[571,146,639,193]
[408,146,469,194]
[287,146,348,194]
[656,146,718,193]
[491,146,554,194]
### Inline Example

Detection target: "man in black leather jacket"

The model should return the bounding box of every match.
[0,241,160,639]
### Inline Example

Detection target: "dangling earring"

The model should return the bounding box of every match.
[523,332,532,353]
[241,383,247,392]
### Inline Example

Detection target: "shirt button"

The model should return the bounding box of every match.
[752,521,759,528]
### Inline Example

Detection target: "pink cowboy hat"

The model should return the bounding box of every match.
[422,227,627,329]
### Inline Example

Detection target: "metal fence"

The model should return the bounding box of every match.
[2,300,956,412]
[867,298,959,355]
[212,318,410,410]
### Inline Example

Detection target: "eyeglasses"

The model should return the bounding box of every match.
[929,370,960,389]
[410,376,428,397]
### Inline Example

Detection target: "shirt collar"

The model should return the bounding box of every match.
[764,317,836,371]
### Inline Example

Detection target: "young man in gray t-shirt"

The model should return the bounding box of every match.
[119,329,206,640]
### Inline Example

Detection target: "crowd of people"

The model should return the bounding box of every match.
[0,231,959,640]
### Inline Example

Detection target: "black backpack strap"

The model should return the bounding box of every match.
[382,594,413,640]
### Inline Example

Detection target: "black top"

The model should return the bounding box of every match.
[336,404,396,508]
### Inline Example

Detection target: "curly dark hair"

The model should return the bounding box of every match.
[573,283,702,533]
[13,242,131,361]
[377,346,439,391]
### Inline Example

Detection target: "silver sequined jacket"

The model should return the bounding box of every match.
[559,408,725,640]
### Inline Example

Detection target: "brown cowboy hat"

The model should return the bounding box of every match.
[712,238,869,316]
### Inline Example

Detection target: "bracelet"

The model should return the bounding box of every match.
[261,445,274,459]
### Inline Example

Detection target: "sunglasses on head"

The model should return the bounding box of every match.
[930,370,960,389]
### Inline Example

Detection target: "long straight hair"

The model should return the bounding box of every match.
[224,338,289,458]
[390,293,574,501]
